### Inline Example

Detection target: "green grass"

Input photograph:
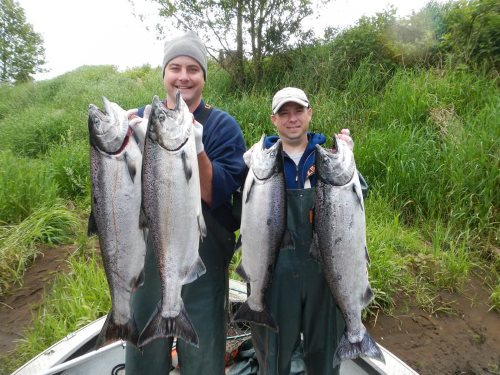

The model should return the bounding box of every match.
[0,201,80,294]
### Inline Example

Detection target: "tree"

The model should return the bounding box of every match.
[144,0,324,87]
[0,0,45,84]
[439,0,499,71]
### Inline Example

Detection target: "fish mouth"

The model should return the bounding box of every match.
[251,138,282,181]
[150,92,190,152]
[88,97,130,154]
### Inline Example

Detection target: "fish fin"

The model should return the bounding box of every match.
[198,213,207,240]
[234,234,242,252]
[87,210,98,237]
[133,269,145,290]
[139,209,148,229]
[236,263,250,282]
[124,151,137,183]
[332,331,385,368]
[281,230,294,249]
[362,285,374,307]
[183,257,206,285]
[142,228,149,244]
[245,177,255,203]
[353,180,364,211]
[95,310,139,349]
[181,149,192,181]
[232,301,278,332]
[138,302,199,348]
[309,232,321,262]
[364,245,371,264]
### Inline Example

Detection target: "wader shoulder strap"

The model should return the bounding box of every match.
[195,103,213,126]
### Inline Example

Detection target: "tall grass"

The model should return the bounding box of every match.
[0,201,80,294]
[357,68,499,248]
[0,151,59,223]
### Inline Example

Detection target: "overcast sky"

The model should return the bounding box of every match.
[17,0,446,81]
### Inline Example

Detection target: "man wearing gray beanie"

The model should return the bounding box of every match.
[162,30,208,80]
[126,31,247,375]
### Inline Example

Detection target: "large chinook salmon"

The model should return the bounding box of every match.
[87,97,147,348]
[138,93,206,348]
[233,136,285,332]
[313,138,385,367]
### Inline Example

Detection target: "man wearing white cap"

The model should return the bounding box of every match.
[249,87,367,375]
[126,31,247,374]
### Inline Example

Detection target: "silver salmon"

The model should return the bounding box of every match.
[313,138,385,367]
[138,93,206,348]
[88,97,147,348]
[233,136,285,331]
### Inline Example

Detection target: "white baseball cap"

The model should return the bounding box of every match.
[272,87,310,114]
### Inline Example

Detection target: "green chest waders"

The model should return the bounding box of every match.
[251,189,345,375]
[126,206,235,375]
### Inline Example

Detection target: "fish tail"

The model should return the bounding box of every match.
[232,301,278,332]
[95,310,139,349]
[332,331,385,368]
[137,304,199,348]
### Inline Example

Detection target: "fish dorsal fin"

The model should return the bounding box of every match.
[181,150,192,182]
[124,151,137,183]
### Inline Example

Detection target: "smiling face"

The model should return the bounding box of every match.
[163,55,205,112]
[271,101,312,149]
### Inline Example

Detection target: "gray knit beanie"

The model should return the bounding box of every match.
[162,31,207,80]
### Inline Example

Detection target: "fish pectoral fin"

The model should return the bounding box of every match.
[87,210,98,237]
[197,213,207,240]
[124,151,137,183]
[364,245,371,264]
[183,257,206,285]
[181,149,192,181]
[353,181,364,211]
[244,177,255,203]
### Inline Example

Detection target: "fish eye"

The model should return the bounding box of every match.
[159,113,166,122]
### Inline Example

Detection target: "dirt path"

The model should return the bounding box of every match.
[366,277,500,375]
[0,245,74,357]
[0,247,499,374]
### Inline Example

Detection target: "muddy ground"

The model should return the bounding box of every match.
[0,246,499,375]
